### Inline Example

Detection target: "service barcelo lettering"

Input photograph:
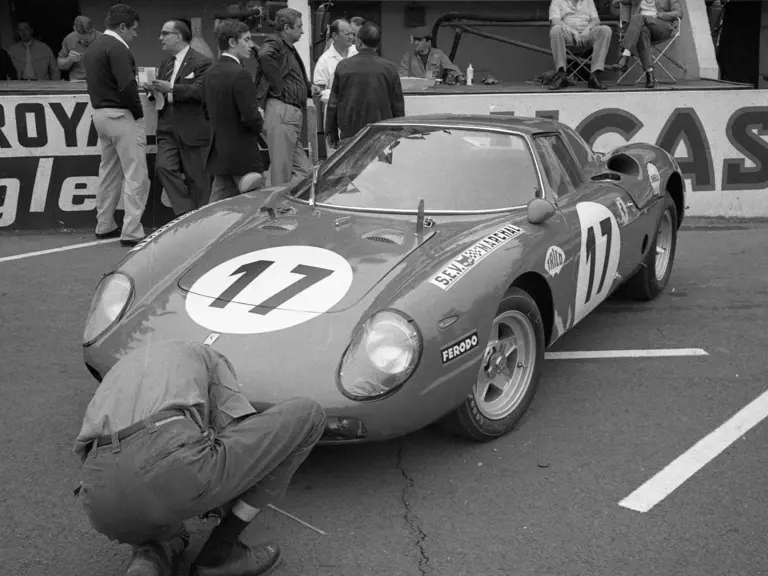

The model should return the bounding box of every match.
[430,224,524,290]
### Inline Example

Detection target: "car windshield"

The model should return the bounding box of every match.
[293,125,541,212]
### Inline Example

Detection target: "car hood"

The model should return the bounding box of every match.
[177,204,437,314]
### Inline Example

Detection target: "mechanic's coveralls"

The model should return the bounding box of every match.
[73,340,326,573]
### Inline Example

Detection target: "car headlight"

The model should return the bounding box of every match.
[83,272,134,346]
[338,310,422,400]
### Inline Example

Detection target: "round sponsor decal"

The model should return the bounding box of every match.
[185,246,354,334]
[647,162,661,196]
[544,246,566,277]
[574,202,621,324]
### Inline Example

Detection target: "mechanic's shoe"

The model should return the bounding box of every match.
[548,70,567,90]
[120,238,143,247]
[238,173,264,193]
[616,55,629,73]
[95,227,121,240]
[645,70,656,89]
[588,71,607,90]
[190,541,283,576]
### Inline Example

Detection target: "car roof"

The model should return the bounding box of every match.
[375,113,561,135]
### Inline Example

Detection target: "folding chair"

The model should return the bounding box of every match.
[616,8,686,84]
[565,45,595,84]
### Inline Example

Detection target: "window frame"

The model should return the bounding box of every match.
[532,132,587,198]
[290,123,550,215]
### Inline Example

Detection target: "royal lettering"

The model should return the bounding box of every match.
[50,102,88,148]
[16,103,48,148]
[0,106,10,148]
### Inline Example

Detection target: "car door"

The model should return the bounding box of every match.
[531,131,637,329]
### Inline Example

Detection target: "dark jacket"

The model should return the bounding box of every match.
[83,34,143,120]
[202,55,264,176]
[156,47,212,146]
[326,48,406,141]
[0,49,16,80]
[255,35,312,110]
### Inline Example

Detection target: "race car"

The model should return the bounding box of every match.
[82,114,685,443]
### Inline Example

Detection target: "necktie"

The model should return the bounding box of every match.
[164,55,176,81]
[165,55,176,103]
[23,44,36,80]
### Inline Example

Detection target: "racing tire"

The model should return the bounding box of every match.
[442,288,545,442]
[626,193,678,301]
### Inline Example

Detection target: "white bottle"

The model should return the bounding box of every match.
[466,64,474,86]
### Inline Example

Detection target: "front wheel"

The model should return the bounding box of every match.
[442,288,545,442]
[626,193,678,301]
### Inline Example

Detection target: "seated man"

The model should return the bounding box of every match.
[614,0,682,88]
[548,0,612,90]
[398,27,465,84]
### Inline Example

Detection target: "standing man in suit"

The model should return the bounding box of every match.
[148,19,213,215]
[256,8,322,187]
[326,22,405,149]
[203,19,266,204]
[82,3,149,247]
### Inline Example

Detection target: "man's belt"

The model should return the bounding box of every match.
[94,408,188,448]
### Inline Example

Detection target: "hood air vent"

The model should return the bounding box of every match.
[362,229,406,246]
[258,220,298,233]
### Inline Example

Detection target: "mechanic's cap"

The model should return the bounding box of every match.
[410,27,432,41]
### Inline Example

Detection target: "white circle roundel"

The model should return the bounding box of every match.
[185,246,354,334]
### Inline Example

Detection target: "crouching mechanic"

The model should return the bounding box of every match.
[73,340,327,576]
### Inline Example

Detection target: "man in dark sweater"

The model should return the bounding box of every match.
[83,3,149,247]
[256,8,322,187]
[326,22,405,149]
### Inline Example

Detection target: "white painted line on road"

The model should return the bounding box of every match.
[619,388,768,513]
[0,238,120,263]
[545,348,709,360]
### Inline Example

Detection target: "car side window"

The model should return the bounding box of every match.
[560,125,595,169]
[548,133,585,188]
[533,136,573,198]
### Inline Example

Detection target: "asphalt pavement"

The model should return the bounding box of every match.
[0,219,766,576]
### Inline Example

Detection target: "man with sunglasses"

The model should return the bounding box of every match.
[146,19,213,214]
[398,27,465,84]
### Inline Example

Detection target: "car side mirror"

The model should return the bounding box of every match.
[591,172,621,182]
[527,198,556,225]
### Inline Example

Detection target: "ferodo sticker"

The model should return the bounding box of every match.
[441,331,480,364]
[647,163,661,196]
[185,246,353,334]
[574,202,621,325]
[544,246,565,277]
[430,224,523,291]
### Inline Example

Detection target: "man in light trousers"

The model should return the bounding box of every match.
[83,3,149,246]
[548,0,612,91]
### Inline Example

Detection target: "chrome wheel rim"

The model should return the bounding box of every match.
[654,211,673,281]
[473,310,537,420]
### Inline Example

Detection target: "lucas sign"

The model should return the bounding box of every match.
[405,89,768,218]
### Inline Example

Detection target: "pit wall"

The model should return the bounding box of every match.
[1,87,767,232]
